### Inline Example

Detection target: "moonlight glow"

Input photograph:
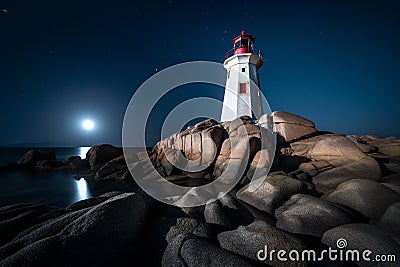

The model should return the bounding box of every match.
[82,120,94,130]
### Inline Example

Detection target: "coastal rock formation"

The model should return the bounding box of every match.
[217,220,307,267]
[360,135,400,157]
[377,202,400,237]
[63,156,90,171]
[122,115,277,201]
[2,111,400,266]
[165,218,213,242]
[35,160,64,169]
[0,203,67,246]
[236,172,304,214]
[217,193,254,228]
[85,144,123,170]
[291,134,382,193]
[346,135,377,153]
[0,193,145,266]
[162,233,253,267]
[275,194,365,237]
[17,149,56,165]
[95,155,128,180]
[272,111,316,142]
[322,224,400,265]
[204,199,232,229]
[325,179,400,219]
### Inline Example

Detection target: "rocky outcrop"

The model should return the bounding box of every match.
[347,135,377,153]
[361,135,400,157]
[275,194,364,237]
[17,149,56,165]
[35,160,64,169]
[204,199,232,229]
[162,234,253,267]
[272,111,317,142]
[217,220,307,267]
[2,111,400,266]
[63,156,90,171]
[292,134,381,193]
[325,179,400,219]
[66,191,122,210]
[236,172,304,214]
[85,144,123,170]
[166,218,213,243]
[4,150,92,173]
[0,193,145,266]
[0,203,66,246]
[153,118,224,178]
[133,116,275,187]
[218,193,254,228]
[378,202,400,238]
[95,155,128,180]
[322,224,400,266]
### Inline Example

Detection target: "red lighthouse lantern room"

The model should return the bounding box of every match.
[225,30,262,59]
[233,30,254,54]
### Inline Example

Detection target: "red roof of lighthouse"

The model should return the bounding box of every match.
[224,30,262,59]
[232,30,255,46]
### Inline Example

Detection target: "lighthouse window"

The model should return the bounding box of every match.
[239,83,247,94]
[242,68,245,72]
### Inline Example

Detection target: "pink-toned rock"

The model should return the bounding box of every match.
[378,143,400,157]
[147,116,274,183]
[346,135,377,153]
[358,135,400,157]
[272,111,316,142]
[291,134,381,193]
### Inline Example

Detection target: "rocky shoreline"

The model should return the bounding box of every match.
[1,111,400,266]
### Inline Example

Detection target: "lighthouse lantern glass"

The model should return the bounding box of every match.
[234,40,240,49]
[233,38,254,53]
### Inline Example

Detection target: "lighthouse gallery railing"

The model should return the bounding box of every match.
[224,47,263,60]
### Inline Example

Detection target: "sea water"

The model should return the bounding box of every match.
[0,147,137,207]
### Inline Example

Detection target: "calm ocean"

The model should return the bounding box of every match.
[0,147,137,208]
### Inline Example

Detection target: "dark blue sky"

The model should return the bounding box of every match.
[1,0,399,146]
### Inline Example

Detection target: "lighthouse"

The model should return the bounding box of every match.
[220,30,264,122]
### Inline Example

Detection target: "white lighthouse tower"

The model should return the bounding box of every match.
[221,30,264,122]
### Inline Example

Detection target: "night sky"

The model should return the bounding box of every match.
[1,0,399,147]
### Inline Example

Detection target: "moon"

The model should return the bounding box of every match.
[82,119,94,130]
